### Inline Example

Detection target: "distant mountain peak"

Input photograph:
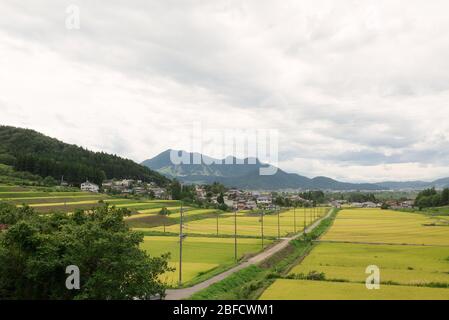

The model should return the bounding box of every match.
[142,150,387,191]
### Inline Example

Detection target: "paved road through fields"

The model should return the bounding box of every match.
[164,209,334,300]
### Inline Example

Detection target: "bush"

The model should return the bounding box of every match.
[290,271,326,281]
[0,204,172,299]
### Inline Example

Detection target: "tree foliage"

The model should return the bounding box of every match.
[0,126,170,186]
[299,191,325,203]
[169,180,195,201]
[204,182,227,195]
[0,203,171,300]
[159,207,170,216]
[414,187,449,209]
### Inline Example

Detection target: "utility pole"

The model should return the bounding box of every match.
[303,206,306,233]
[179,201,183,286]
[234,207,237,262]
[277,207,280,239]
[179,183,184,287]
[261,209,264,248]
[294,206,297,233]
[216,212,219,237]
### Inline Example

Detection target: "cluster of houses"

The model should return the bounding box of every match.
[226,189,278,211]
[194,186,279,210]
[350,201,380,208]
[384,200,414,209]
[79,180,417,211]
[329,200,347,208]
[345,200,414,209]
[80,179,170,199]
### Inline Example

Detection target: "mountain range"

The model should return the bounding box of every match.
[142,150,376,190]
[2,125,448,191]
[142,150,449,191]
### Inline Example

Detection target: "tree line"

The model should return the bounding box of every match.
[0,125,169,186]
[414,187,449,209]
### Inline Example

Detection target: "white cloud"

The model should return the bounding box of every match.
[1,0,449,181]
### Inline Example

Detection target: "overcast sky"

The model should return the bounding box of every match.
[1,1,449,182]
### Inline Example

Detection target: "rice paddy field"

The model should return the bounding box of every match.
[1,185,317,287]
[260,208,449,300]
[321,208,449,246]
[259,279,449,300]
[142,208,327,238]
[289,243,449,285]
[141,236,270,285]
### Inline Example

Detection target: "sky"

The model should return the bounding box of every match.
[1,0,449,183]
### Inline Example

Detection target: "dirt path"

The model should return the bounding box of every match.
[164,209,334,300]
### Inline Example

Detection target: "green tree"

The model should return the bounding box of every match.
[170,180,182,200]
[42,176,58,186]
[0,203,171,300]
[441,188,449,206]
[217,193,224,205]
[380,203,390,210]
[159,207,170,216]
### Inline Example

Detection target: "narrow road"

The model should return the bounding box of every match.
[164,209,333,300]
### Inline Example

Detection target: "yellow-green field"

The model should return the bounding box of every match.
[1,186,334,289]
[290,242,449,285]
[143,208,326,238]
[260,208,449,300]
[141,236,270,285]
[0,188,181,214]
[259,279,449,300]
[322,208,449,246]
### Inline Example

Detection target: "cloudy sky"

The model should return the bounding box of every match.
[1,0,449,182]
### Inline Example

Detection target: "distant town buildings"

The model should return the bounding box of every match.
[100,179,170,199]
[256,196,272,206]
[351,201,380,208]
[386,200,414,210]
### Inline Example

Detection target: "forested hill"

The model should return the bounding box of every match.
[0,125,170,186]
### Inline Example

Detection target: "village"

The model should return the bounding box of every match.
[79,178,319,210]
[79,179,416,211]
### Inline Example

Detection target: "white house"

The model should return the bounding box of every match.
[245,200,257,210]
[256,196,272,205]
[81,180,99,193]
[362,201,377,208]
[224,199,235,208]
